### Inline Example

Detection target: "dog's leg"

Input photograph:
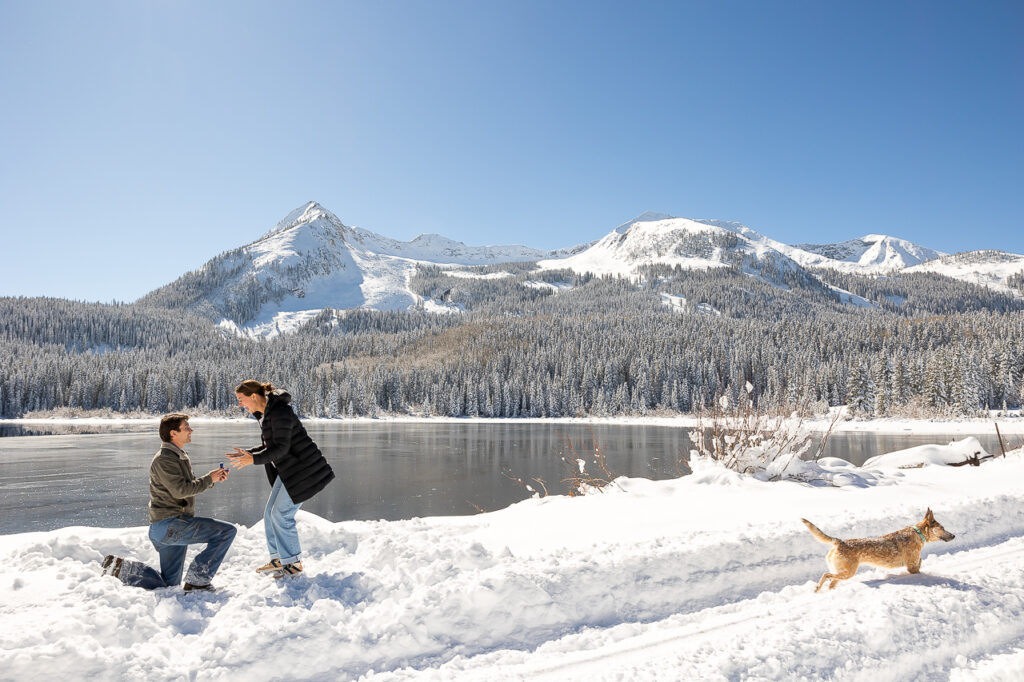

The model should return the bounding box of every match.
[814,571,852,591]
[829,563,859,589]
[907,557,921,574]
[816,558,859,592]
[815,548,859,592]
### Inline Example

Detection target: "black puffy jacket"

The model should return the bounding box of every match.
[248,389,334,504]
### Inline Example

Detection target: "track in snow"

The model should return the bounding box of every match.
[421,535,1024,681]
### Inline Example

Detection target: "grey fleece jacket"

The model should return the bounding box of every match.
[148,442,214,523]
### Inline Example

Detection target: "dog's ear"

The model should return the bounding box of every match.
[925,508,934,523]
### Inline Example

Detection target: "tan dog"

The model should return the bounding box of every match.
[802,509,955,592]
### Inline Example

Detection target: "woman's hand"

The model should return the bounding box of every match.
[226,447,254,470]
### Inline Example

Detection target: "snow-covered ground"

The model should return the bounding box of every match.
[3,434,1024,681]
[906,250,1024,296]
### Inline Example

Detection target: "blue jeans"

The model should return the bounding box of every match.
[265,478,303,564]
[117,515,236,589]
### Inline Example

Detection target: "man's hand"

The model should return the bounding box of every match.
[210,467,229,483]
[226,447,254,470]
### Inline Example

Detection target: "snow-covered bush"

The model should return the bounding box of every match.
[688,384,838,481]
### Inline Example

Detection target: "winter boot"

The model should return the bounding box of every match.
[101,555,123,578]
[256,558,283,574]
[273,561,303,579]
[183,582,216,593]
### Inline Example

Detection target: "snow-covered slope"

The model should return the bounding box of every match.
[536,213,812,286]
[796,234,945,272]
[142,202,576,337]
[350,229,560,265]
[540,216,732,277]
[905,250,1024,294]
[262,203,557,265]
[3,441,1024,680]
[537,213,946,280]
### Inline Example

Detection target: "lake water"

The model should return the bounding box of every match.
[0,421,1008,534]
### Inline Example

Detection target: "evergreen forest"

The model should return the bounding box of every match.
[2,263,1023,419]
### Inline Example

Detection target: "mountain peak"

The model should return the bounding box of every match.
[860,233,913,246]
[614,211,676,233]
[268,201,344,236]
[410,233,462,247]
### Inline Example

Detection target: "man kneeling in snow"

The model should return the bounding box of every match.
[101,413,236,592]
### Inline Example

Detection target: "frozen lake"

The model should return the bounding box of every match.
[0,421,1007,534]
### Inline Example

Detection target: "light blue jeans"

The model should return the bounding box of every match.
[265,477,303,564]
[116,515,237,589]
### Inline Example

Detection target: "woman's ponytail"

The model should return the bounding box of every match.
[235,380,275,397]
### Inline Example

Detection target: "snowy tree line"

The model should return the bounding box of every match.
[1008,270,1024,295]
[812,269,1024,315]
[2,267,1023,418]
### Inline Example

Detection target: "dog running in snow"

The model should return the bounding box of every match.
[801,508,955,592]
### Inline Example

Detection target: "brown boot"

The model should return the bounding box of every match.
[256,558,283,574]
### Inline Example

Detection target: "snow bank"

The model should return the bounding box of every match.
[2,450,1024,680]
[863,436,991,469]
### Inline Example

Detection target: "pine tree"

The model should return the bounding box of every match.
[847,363,873,414]
[872,360,890,415]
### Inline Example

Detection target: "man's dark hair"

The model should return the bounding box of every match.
[159,413,190,443]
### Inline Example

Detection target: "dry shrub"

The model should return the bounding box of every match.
[502,429,621,498]
[558,432,622,496]
[688,384,839,480]
[501,469,550,498]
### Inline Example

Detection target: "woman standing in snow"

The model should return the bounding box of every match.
[226,380,334,578]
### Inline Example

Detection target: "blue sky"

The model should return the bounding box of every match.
[1,0,1022,302]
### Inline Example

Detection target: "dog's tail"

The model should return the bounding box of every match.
[801,518,839,545]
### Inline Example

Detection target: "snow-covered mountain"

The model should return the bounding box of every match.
[536,213,949,279]
[795,234,944,272]
[139,202,578,337]
[537,214,812,287]
[141,203,1023,337]
[258,201,566,267]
